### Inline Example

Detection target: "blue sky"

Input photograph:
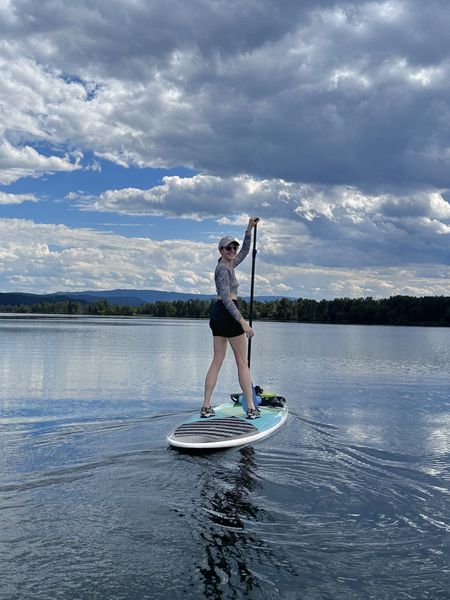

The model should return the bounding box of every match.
[1,0,450,299]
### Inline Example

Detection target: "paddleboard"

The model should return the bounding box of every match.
[167,401,288,450]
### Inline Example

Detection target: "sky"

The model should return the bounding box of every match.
[1,0,450,300]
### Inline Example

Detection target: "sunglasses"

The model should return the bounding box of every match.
[224,244,239,252]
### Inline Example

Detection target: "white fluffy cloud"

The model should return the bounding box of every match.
[1,217,450,299]
[1,0,450,298]
[76,174,450,269]
[0,191,37,204]
[0,141,81,184]
[0,218,213,293]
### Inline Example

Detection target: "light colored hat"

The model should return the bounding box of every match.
[218,235,240,250]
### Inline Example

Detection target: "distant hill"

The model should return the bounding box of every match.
[0,289,289,307]
[0,292,83,306]
[58,289,216,306]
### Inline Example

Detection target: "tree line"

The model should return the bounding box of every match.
[1,295,449,326]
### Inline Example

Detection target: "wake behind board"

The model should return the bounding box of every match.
[167,401,288,450]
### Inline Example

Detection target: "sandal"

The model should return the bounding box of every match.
[246,408,261,420]
[200,406,215,418]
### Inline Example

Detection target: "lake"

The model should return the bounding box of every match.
[0,316,449,599]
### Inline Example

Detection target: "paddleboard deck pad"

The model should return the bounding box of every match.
[167,401,288,450]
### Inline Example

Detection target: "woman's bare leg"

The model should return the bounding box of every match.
[228,334,255,411]
[203,336,228,406]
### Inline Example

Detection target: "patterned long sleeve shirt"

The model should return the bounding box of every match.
[214,231,251,321]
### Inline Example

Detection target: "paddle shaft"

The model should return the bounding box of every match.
[247,222,258,367]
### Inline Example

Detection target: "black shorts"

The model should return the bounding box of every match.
[209,300,244,338]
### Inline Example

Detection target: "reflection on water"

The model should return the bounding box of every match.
[198,448,262,596]
[0,317,209,405]
[193,447,299,599]
[1,316,450,599]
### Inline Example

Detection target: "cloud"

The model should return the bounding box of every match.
[0,191,37,204]
[0,142,81,184]
[1,1,450,299]
[75,174,274,219]
[0,1,330,78]
[0,218,213,294]
[1,0,450,190]
[75,173,450,269]
[1,217,450,299]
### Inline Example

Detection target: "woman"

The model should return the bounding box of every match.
[201,217,260,419]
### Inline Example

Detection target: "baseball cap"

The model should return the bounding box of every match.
[218,236,240,250]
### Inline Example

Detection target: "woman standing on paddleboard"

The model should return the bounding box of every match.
[201,217,261,420]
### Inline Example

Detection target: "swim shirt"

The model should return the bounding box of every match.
[214,231,251,321]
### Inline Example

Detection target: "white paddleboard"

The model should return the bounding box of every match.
[167,401,288,450]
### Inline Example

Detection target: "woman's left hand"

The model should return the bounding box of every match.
[248,217,260,229]
[240,319,254,338]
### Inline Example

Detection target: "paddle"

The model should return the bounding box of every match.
[231,221,286,411]
[247,220,258,367]
[247,220,261,410]
[230,218,262,412]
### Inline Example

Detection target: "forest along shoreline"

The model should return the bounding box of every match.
[0,295,449,327]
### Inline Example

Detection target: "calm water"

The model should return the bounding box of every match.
[0,316,449,600]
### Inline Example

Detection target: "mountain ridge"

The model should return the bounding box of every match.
[0,289,290,307]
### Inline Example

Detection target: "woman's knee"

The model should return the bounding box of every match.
[235,356,249,371]
[210,353,224,367]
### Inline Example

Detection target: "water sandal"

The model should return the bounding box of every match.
[246,408,261,420]
[200,406,215,418]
